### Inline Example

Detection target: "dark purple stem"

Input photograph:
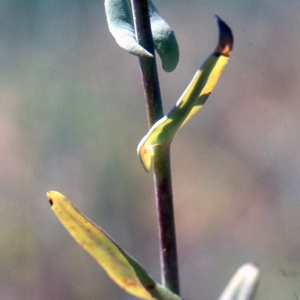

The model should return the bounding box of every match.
[152,144,179,294]
[130,0,163,125]
[130,0,180,294]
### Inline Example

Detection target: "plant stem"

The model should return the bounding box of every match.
[130,0,180,294]
[152,144,179,294]
[130,0,163,125]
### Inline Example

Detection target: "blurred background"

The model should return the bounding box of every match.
[0,0,300,299]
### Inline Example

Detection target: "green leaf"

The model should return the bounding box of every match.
[137,16,233,171]
[218,263,260,300]
[148,0,179,72]
[104,0,179,71]
[47,191,182,300]
[104,0,153,58]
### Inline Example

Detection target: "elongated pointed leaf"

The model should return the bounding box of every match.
[148,0,179,72]
[218,263,260,300]
[137,16,233,171]
[105,0,179,71]
[104,0,153,58]
[47,191,182,300]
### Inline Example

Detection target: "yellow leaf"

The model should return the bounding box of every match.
[47,191,182,300]
[137,16,233,172]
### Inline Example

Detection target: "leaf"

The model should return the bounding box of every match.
[148,0,179,72]
[104,0,153,58]
[47,191,182,300]
[137,16,233,172]
[218,263,260,300]
[104,0,179,71]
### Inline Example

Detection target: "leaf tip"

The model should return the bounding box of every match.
[156,31,179,72]
[215,15,234,56]
[137,142,152,172]
[128,42,154,58]
[219,262,260,300]
[47,191,54,206]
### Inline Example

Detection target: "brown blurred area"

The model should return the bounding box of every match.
[0,0,300,299]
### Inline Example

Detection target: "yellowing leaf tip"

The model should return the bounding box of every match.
[137,140,152,172]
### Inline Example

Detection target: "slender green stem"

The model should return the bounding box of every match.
[130,0,180,294]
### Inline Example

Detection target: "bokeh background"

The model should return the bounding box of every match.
[1,0,300,299]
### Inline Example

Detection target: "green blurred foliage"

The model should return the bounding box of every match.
[0,0,300,299]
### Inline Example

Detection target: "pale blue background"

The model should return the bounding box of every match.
[0,0,299,299]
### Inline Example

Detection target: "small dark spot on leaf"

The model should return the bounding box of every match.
[49,199,53,206]
[146,283,156,290]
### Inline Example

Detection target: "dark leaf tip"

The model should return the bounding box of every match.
[47,192,54,206]
[215,15,234,56]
